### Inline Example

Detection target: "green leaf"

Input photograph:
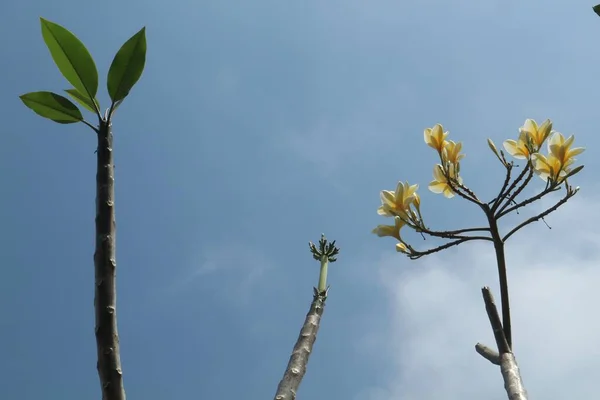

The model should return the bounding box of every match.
[594,5,600,17]
[20,91,83,124]
[40,18,98,100]
[107,27,147,103]
[65,88,100,114]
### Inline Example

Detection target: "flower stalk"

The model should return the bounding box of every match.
[273,235,340,400]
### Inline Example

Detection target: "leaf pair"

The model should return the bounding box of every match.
[20,18,146,126]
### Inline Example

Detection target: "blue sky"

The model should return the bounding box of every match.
[2,0,600,399]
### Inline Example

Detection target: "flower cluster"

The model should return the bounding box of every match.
[372,118,585,254]
[424,124,466,198]
[498,119,584,184]
[372,181,423,253]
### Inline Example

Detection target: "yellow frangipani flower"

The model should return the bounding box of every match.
[530,131,584,184]
[428,164,461,198]
[424,124,449,153]
[396,242,409,254]
[372,216,405,241]
[486,138,506,165]
[520,119,552,151]
[531,153,572,183]
[412,192,421,213]
[442,140,465,164]
[547,132,585,166]
[487,138,499,156]
[377,181,419,219]
[503,131,532,159]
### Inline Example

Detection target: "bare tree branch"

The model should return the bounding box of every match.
[415,226,491,239]
[482,287,510,355]
[495,163,534,216]
[406,236,493,260]
[483,205,513,347]
[503,185,578,242]
[497,181,561,219]
[475,343,500,365]
[489,162,513,210]
[479,287,529,400]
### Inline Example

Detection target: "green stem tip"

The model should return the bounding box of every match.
[317,256,329,293]
[309,233,340,293]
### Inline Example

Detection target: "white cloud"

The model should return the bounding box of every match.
[362,192,600,399]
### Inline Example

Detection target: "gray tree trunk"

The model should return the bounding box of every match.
[273,288,327,400]
[94,119,126,400]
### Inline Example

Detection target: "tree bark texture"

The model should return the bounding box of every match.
[500,353,528,400]
[94,120,126,400]
[273,288,327,400]
[480,287,528,400]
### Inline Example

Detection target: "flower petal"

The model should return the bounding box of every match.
[428,181,446,193]
[503,140,526,159]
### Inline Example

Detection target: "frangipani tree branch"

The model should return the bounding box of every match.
[406,236,493,260]
[497,165,583,219]
[494,162,534,215]
[475,342,500,365]
[489,160,513,208]
[482,204,513,346]
[415,226,491,239]
[377,120,584,395]
[446,175,482,206]
[497,181,562,219]
[477,287,529,400]
[503,184,578,242]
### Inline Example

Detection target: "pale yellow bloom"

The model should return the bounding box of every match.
[372,216,405,241]
[520,119,552,151]
[424,124,449,153]
[377,181,419,219]
[547,132,585,165]
[428,164,461,198]
[487,138,507,165]
[503,131,532,159]
[531,153,571,183]
[396,242,409,254]
[412,192,421,213]
[442,140,465,164]
[531,132,584,184]
[487,138,499,157]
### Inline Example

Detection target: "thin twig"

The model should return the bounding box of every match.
[437,160,482,206]
[495,163,533,216]
[415,226,491,238]
[407,236,493,259]
[489,162,513,210]
[475,343,500,365]
[497,182,561,219]
[503,185,577,242]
